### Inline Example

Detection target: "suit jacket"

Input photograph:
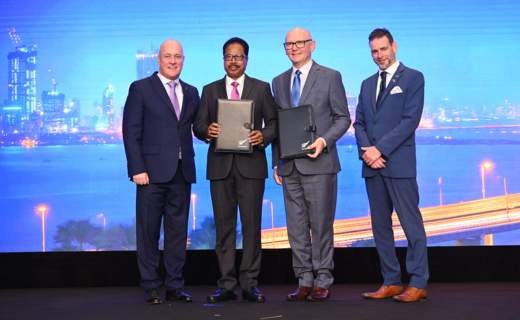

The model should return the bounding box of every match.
[272,61,351,176]
[193,75,278,180]
[122,72,200,183]
[353,63,424,178]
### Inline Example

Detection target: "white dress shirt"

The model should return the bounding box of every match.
[376,60,400,99]
[289,59,327,148]
[290,59,313,96]
[226,74,245,99]
[157,72,184,158]
[157,72,184,110]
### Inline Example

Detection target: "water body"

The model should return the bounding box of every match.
[2,132,520,252]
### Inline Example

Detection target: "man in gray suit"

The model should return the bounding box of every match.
[272,27,351,301]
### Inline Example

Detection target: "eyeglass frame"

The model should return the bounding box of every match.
[223,54,247,62]
[283,39,313,50]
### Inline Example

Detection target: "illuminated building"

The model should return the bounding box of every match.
[4,44,37,132]
[100,84,115,130]
[136,48,158,80]
[41,83,65,133]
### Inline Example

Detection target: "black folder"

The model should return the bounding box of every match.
[277,105,316,159]
[215,99,254,153]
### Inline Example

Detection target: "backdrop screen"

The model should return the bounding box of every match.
[2,0,520,252]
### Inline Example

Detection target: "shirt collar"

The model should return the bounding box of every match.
[380,60,400,77]
[226,74,245,87]
[157,72,180,86]
[292,59,313,75]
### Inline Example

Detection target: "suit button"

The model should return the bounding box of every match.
[371,138,376,143]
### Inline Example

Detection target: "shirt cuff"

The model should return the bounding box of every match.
[317,137,327,147]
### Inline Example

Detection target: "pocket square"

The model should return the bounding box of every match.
[390,86,403,95]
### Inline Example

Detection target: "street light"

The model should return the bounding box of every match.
[438,176,443,206]
[191,193,197,231]
[480,161,493,199]
[504,177,510,218]
[35,204,49,252]
[263,199,275,229]
[96,213,107,230]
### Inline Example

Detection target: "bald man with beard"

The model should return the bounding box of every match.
[123,39,200,305]
[272,28,351,301]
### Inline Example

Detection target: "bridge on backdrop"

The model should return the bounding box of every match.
[261,193,520,248]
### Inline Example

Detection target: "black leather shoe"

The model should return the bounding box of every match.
[166,289,193,302]
[242,287,266,303]
[206,288,237,303]
[144,288,162,305]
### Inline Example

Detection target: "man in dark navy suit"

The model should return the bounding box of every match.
[354,28,429,303]
[194,37,277,303]
[123,39,200,305]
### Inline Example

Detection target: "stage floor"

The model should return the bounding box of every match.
[1,283,519,320]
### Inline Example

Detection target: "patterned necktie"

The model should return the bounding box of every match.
[168,81,181,118]
[231,81,240,100]
[376,71,387,108]
[291,69,302,107]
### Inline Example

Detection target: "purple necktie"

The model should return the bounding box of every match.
[168,81,181,118]
[168,81,182,158]
[230,81,240,100]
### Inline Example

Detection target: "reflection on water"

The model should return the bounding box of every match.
[1,139,520,251]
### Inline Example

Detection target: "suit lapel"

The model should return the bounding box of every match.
[151,72,179,120]
[281,69,292,108]
[299,62,319,105]
[217,77,227,99]
[151,72,176,116]
[179,80,189,121]
[369,72,378,114]
[241,75,254,100]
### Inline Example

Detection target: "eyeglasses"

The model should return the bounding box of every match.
[283,39,313,50]
[223,54,246,61]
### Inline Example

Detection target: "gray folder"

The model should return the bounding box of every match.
[215,99,254,153]
[277,105,316,159]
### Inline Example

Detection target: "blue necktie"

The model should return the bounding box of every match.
[291,69,302,107]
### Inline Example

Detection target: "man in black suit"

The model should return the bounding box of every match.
[194,37,278,303]
[123,39,200,305]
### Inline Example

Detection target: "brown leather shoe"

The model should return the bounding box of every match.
[362,285,404,299]
[287,286,312,301]
[393,287,427,303]
[307,287,330,302]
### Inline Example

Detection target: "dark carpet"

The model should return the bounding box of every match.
[1,283,519,320]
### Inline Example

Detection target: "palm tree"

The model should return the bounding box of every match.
[188,216,243,249]
[189,216,216,249]
[92,221,136,250]
[53,219,101,251]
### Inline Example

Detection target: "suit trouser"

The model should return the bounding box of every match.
[365,174,429,288]
[136,164,191,290]
[282,168,337,288]
[210,159,265,291]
